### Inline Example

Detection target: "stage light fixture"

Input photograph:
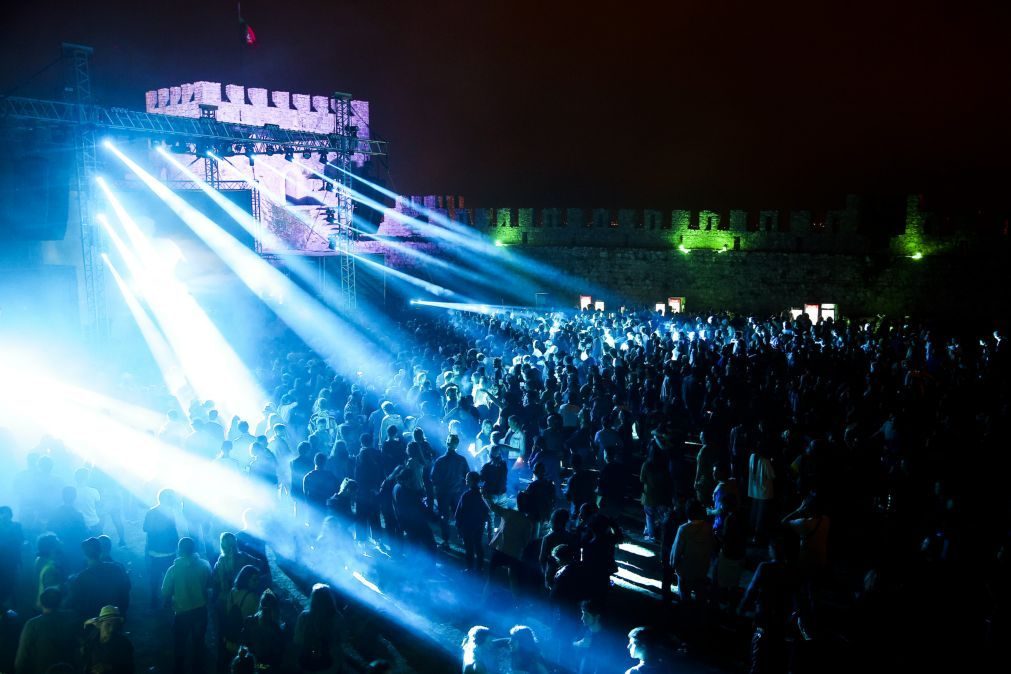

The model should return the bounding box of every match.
[283,148,294,162]
[302,150,312,160]
[325,208,336,224]
[247,153,255,167]
[265,146,275,157]
[323,181,333,192]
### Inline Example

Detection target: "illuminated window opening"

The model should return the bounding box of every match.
[579,295,592,310]
[594,300,605,312]
[654,303,666,315]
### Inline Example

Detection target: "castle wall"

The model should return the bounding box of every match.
[362,193,1007,316]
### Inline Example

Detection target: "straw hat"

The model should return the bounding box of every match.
[87,605,124,625]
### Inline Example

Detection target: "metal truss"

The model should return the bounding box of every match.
[0,95,387,156]
[331,92,357,313]
[61,43,106,343]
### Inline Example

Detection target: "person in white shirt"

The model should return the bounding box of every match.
[748,447,776,543]
[74,467,102,535]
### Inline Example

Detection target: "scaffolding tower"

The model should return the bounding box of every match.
[330,92,357,313]
[62,43,106,342]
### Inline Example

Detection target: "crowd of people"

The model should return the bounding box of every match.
[1,304,1008,673]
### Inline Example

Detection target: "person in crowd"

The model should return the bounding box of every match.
[538,509,573,588]
[81,605,134,674]
[0,608,21,674]
[247,441,279,491]
[479,444,509,516]
[565,454,597,516]
[293,583,345,674]
[455,472,490,572]
[33,533,64,611]
[144,488,180,609]
[783,493,830,635]
[380,426,407,479]
[67,536,131,621]
[291,441,317,514]
[73,468,103,536]
[573,599,621,674]
[747,445,776,544]
[325,440,354,489]
[483,490,535,601]
[238,590,285,673]
[354,433,384,542]
[162,537,213,674]
[303,453,340,530]
[0,506,24,610]
[740,540,794,674]
[461,625,500,674]
[713,492,747,609]
[523,462,556,538]
[212,532,257,607]
[219,564,262,670]
[694,432,718,507]
[624,626,669,674]
[14,587,79,674]
[507,625,548,674]
[640,445,673,542]
[431,434,470,549]
[670,499,715,603]
[596,450,625,520]
[393,460,435,552]
[47,486,87,572]
[580,512,622,601]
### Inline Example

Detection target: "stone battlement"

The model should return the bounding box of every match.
[376,194,865,253]
[375,194,1007,256]
[144,82,370,159]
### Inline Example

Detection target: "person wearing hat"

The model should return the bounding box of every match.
[14,586,79,674]
[81,605,134,674]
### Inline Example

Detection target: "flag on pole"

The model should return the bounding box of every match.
[238,2,257,47]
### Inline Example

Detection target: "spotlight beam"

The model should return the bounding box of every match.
[106,143,396,384]
[294,161,545,301]
[206,154,463,300]
[159,149,418,355]
[95,183,265,421]
[102,252,190,409]
[330,163,610,300]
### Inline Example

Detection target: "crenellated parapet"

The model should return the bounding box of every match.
[145,81,371,167]
[373,194,873,253]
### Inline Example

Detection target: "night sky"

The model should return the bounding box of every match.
[2,1,1009,208]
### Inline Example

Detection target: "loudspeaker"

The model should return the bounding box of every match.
[0,153,72,240]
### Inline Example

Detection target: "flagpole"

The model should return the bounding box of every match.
[237,1,244,85]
